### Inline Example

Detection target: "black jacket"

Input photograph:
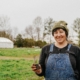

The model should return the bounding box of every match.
[37,44,80,80]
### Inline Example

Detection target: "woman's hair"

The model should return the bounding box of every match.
[52,20,69,37]
[52,28,68,37]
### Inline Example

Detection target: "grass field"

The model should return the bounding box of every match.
[0,48,41,57]
[0,48,44,80]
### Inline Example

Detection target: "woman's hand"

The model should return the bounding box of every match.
[31,64,42,74]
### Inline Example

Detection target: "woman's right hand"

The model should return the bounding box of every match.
[31,64,42,74]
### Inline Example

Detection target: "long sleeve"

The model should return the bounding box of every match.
[36,45,49,76]
[76,47,80,80]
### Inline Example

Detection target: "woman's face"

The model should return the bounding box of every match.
[53,29,67,44]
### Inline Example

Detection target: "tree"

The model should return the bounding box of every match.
[72,18,80,47]
[35,40,47,48]
[14,34,23,47]
[35,27,41,40]
[0,15,10,31]
[33,16,42,40]
[43,17,55,43]
[0,15,12,40]
[25,25,35,40]
[12,27,18,39]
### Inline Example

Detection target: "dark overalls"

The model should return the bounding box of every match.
[45,44,76,80]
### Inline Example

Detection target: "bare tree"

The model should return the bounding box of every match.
[72,18,80,46]
[43,17,55,43]
[33,16,42,27]
[35,27,41,40]
[33,16,42,40]
[0,15,12,40]
[0,15,10,31]
[12,27,18,39]
[25,25,35,39]
[6,28,13,40]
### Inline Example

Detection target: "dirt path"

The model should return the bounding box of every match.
[0,56,39,60]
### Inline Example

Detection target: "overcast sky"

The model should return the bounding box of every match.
[0,0,80,33]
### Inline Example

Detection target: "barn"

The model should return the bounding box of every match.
[0,37,14,48]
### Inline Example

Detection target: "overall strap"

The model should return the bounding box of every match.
[49,44,71,52]
[49,44,54,53]
[67,44,71,51]
[49,44,71,53]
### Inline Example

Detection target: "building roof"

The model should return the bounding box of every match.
[0,37,13,43]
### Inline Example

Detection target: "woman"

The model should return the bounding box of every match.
[31,21,80,80]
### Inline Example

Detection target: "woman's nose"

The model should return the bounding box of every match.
[57,32,61,36]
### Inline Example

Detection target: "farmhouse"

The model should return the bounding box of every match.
[0,37,14,48]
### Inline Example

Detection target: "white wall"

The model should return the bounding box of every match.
[0,42,13,48]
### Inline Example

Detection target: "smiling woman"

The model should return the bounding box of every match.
[53,29,67,45]
[52,21,68,46]
[31,20,80,80]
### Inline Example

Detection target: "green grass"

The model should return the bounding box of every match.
[0,48,41,57]
[0,48,44,80]
[0,59,44,80]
